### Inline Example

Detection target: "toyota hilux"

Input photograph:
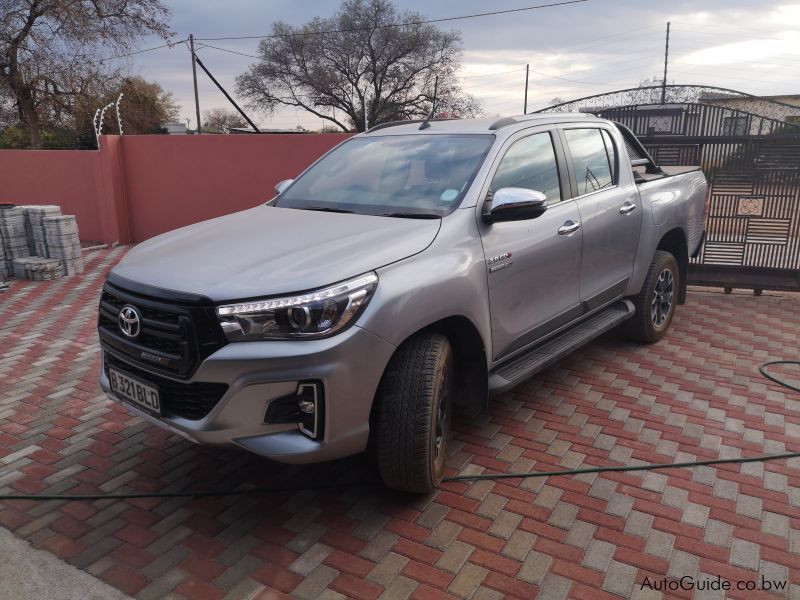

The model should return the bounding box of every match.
[99,113,706,492]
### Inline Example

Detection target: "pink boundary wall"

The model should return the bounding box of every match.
[0,133,352,244]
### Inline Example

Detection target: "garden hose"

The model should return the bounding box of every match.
[0,360,798,501]
[759,360,800,393]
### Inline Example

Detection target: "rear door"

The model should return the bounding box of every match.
[559,126,642,307]
[478,129,583,361]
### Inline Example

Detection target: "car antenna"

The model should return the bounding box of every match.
[419,75,438,130]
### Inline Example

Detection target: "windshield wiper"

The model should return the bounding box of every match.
[299,206,356,214]
[381,212,441,219]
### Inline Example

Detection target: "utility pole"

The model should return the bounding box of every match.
[661,22,670,105]
[524,64,530,114]
[189,34,202,134]
[193,54,260,132]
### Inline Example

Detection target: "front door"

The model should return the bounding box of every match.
[560,126,642,306]
[478,130,583,361]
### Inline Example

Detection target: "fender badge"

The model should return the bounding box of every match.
[489,261,512,273]
[488,251,512,264]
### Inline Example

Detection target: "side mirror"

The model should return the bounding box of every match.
[483,187,548,223]
[275,179,295,195]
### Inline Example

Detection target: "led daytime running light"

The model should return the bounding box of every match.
[216,273,378,317]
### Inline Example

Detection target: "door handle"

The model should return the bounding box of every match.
[619,202,637,214]
[558,220,581,235]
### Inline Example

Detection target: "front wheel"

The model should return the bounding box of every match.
[625,250,679,343]
[374,332,453,493]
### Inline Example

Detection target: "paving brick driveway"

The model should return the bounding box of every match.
[1,246,799,600]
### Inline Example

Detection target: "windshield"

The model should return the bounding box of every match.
[274,134,494,217]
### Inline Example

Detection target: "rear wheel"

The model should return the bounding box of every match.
[625,250,679,343]
[374,332,453,493]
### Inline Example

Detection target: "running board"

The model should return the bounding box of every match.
[489,299,635,395]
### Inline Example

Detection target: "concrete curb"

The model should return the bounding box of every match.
[0,527,132,600]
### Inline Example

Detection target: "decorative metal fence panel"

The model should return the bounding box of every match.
[538,86,800,288]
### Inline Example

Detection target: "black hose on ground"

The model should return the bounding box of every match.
[759,360,800,393]
[0,361,797,501]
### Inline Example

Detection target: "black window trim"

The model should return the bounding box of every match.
[600,128,619,185]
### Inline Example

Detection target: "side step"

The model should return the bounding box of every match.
[489,299,635,395]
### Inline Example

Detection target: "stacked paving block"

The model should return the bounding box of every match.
[18,206,37,255]
[0,204,84,280]
[44,215,84,276]
[13,257,63,281]
[25,205,62,257]
[0,206,31,277]
[0,233,7,280]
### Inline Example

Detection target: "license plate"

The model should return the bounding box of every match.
[108,367,161,415]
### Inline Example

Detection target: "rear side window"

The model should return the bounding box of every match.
[564,129,614,196]
[490,132,562,204]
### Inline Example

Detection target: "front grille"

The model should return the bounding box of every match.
[97,277,227,379]
[105,353,228,420]
[100,289,182,355]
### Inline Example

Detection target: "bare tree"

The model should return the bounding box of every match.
[203,107,247,133]
[0,0,172,148]
[236,0,481,132]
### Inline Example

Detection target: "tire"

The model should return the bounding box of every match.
[374,332,453,493]
[625,250,680,343]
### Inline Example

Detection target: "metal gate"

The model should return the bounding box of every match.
[539,85,800,291]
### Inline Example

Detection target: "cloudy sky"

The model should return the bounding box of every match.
[113,0,800,130]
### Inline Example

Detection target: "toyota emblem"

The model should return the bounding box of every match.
[118,305,142,338]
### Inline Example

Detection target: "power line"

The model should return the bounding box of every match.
[97,39,187,63]
[196,43,260,60]
[458,68,526,80]
[195,0,590,42]
[545,26,666,55]
[525,66,620,86]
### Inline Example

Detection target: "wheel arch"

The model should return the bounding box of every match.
[368,315,489,437]
[656,227,689,304]
[427,316,489,413]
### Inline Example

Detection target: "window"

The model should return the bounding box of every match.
[564,129,614,196]
[490,133,561,204]
[276,134,493,217]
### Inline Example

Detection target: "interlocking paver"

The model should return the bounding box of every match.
[1,249,799,599]
[730,538,760,571]
[447,563,488,598]
[582,539,614,572]
[500,530,535,561]
[681,502,710,528]
[602,560,638,597]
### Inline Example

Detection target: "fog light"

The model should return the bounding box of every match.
[296,383,320,439]
[264,381,324,440]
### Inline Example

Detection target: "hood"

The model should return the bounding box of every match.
[112,206,440,301]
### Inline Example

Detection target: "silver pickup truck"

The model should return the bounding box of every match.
[98,113,706,492]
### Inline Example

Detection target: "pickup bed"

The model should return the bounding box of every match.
[99,113,706,492]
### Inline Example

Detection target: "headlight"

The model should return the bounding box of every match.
[216,273,378,341]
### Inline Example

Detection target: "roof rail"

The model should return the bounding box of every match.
[488,116,520,130]
[488,112,598,131]
[367,117,457,133]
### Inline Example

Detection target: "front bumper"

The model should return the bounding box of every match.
[100,324,396,464]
